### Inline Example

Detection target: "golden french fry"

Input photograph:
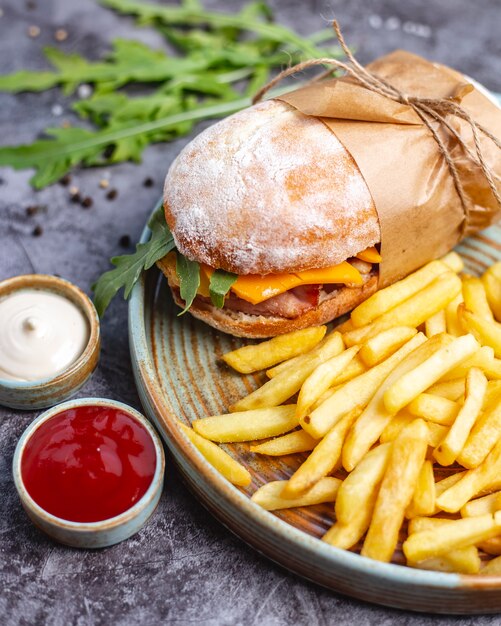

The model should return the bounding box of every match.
[361,419,428,562]
[249,429,318,456]
[359,326,418,367]
[178,422,251,487]
[409,553,480,575]
[433,368,487,466]
[457,396,501,469]
[436,438,501,512]
[406,517,480,574]
[251,477,341,511]
[482,262,501,322]
[342,334,447,471]
[485,381,501,409]
[304,334,426,441]
[284,408,360,497]
[403,512,501,563]
[425,310,447,338]
[441,251,464,273]
[231,332,344,411]
[383,334,478,414]
[296,346,360,420]
[222,326,327,373]
[458,304,501,358]
[265,331,344,378]
[328,355,366,385]
[406,460,436,518]
[322,444,391,550]
[460,491,501,518]
[350,259,456,328]
[427,422,449,448]
[440,346,497,382]
[408,393,459,426]
[193,405,298,442]
[445,293,464,337]
[379,412,414,443]
[335,317,354,333]
[344,271,462,346]
[462,275,494,321]
[480,555,501,576]
[427,378,466,401]
[479,537,501,555]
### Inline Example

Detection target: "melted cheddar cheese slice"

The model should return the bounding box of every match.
[163,246,380,306]
[201,261,364,305]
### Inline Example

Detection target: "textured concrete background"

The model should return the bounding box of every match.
[1,1,501,624]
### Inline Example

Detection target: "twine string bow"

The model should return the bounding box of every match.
[253,21,501,225]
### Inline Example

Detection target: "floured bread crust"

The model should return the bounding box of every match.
[164,99,380,275]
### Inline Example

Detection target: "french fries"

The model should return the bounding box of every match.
[265,331,344,379]
[303,333,425,440]
[251,477,341,510]
[457,395,501,468]
[433,368,487,466]
[194,252,501,576]
[406,517,481,574]
[295,346,360,420]
[323,444,391,549]
[458,304,501,358]
[462,275,494,321]
[359,326,418,367]
[222,326,326,373]
[482,262,501,322]
[250,430,318,456]
[406,459,435,518]
[344,271,461,346]
[408,393,459,426]
[230,332,344,411]
[178,422,251,487]
[461,491,501,518]
[342,333,443,470]
[425,309,447,338]
[437,438,501,512]
[403,512,501,563]
[283,408,360,497]
[193,405,299,442]
[361,419,428,562]
[350,258,457,328]
[383,334,478,414]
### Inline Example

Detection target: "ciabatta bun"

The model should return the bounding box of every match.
[164,99,380,276]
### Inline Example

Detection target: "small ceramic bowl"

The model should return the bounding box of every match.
[0,274,100,410]
[13,398,165,548]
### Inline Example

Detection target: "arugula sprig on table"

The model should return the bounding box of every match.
[0,0,342,188]
[93,204,237,316]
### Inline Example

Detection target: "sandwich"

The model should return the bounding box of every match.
[158,99,382,338]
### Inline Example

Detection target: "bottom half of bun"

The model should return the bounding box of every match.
[158,258,378,337]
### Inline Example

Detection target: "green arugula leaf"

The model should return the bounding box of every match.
[0,98,250,188]
[209,270,238,308]
[175,254,201,314]
[92,202,174,316]
[99,0,326,60]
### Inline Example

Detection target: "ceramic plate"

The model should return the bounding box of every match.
[129,96,501,615]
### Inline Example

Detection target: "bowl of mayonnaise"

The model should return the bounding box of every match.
[0,274,100,410]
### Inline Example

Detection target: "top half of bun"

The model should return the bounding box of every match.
[163,99,380,275]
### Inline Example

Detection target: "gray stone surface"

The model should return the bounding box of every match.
[1,0,501,624]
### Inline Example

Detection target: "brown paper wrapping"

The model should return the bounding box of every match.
[277,51,501,287]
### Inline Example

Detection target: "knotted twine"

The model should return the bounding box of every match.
[253,21,501,228]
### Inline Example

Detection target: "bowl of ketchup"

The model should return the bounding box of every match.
[13,398,165,548]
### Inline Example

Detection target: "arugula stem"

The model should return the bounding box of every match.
[99,0,324,59]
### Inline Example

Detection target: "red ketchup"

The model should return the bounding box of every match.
[21,405,157,523]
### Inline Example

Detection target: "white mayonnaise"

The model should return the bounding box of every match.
[0,290,89,381]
